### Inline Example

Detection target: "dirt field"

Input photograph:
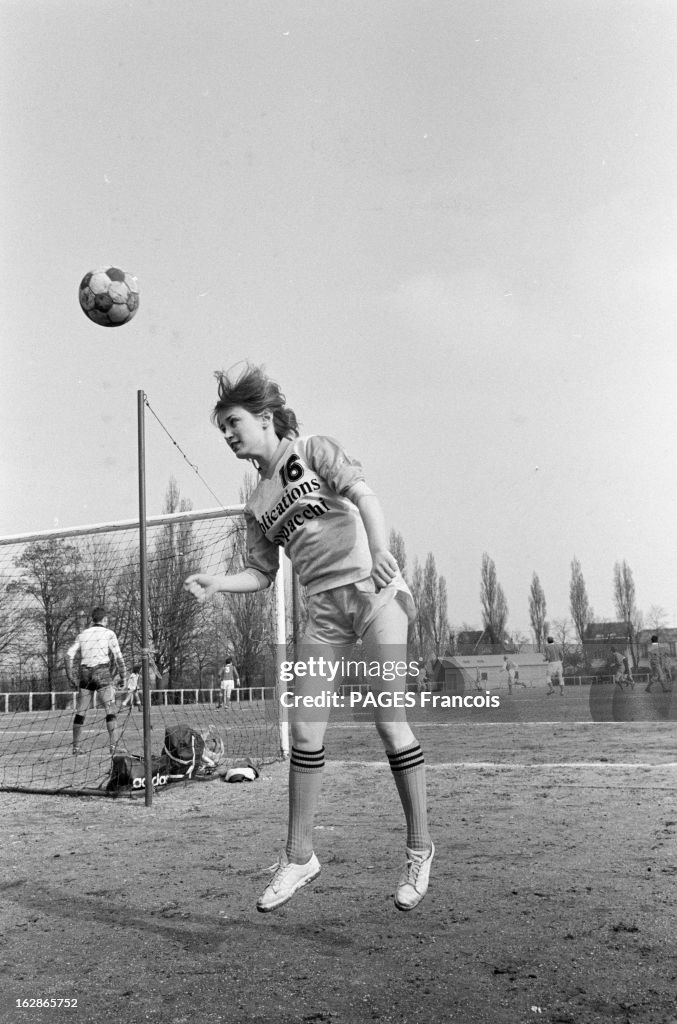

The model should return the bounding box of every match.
[2,721,676,1024]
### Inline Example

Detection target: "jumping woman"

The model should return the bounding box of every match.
[184,364,433,913]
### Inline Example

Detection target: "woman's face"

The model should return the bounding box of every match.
[216,405,269,460]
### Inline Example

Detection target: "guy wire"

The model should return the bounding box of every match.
[144,396,225,508]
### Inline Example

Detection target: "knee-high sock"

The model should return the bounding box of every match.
[286,746,325,864]
[387,742,431,852]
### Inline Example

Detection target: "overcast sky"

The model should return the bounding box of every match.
[1,0,675,634]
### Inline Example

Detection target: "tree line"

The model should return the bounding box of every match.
[0,479,277,692]
[1,475,666,689]
[389,532,667,670]
[530,556,668,668]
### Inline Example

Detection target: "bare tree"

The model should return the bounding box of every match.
[613,560,638,665]
[613,560,636,625]
[211,476,278,687]
[421,553,450,658]
[480,553,508,646]
[409,557,426,660]
[8,539,84,686]
[646,605,669,631]
[510,630,531,652]
[388,529,409,582]
[147,478,206,685]
[629,608,644,668]
[0,575,25,658]
[551,617,574,660]
[219,519,276,686]
[569,557,593,647]
[448,622,479,656]
[528,572,548,652]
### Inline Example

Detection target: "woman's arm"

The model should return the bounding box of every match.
[185,507,279,602]
[184,568,270,602]
[354,492,400,589]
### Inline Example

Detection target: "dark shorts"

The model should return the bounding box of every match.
[79,665,112,692]
[76,667,116,712]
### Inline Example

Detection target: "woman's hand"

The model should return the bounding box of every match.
[184,573,220,603]
[370,550,399,589]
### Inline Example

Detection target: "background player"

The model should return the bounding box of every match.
[120,663,142,710]
[609,646,634,690]
[65,606,127,755]
[502,655,526,693]
[621,652,634,689]
[184,363,433,914]
[646,635,670,693]
[544,636,564,696]
[217,656,240,709]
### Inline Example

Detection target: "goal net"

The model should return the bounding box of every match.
[0,507,287,795]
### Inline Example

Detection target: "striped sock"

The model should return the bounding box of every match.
[286,746,325,864]
[387,742,431,852]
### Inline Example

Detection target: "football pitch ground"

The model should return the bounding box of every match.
[1,718,676,1024]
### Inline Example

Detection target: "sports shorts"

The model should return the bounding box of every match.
[77,665,116,707]
[303,575,416,646]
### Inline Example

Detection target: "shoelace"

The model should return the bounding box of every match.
[266,857,294,889]
[403,851,427,885]
[266,855,315,892]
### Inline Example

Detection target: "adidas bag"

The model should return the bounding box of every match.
[107,754,169,795]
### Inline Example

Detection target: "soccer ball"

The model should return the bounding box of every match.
[79,266,139,327]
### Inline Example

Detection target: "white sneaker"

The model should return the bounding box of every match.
[395,842,435,911]
[256,850,321,913]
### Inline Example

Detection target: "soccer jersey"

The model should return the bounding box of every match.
[244,435,375,596]
[66,624,126,677]
[544,642,562,663]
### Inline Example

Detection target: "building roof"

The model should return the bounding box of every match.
[454,630,485,646]
[454,629,519,654]
[434,654,545,670]
[584,621,631,640]
[637,627,677,643]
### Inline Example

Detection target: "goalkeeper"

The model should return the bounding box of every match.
[65,606,127,756]
[185,363,433,914]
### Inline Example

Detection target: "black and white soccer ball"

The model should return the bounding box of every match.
[79,266,139,327]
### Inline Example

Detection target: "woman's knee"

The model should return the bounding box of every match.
[290,720,328,750]
[374,716,416,753]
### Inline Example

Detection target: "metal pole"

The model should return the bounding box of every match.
[275,556,289,758]
[291,566,301,664]
[137,390,153,806]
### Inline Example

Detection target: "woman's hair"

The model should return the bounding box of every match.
[211,363,299,439]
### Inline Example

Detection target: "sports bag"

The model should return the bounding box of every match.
[162,725,206,780]
[107,753,169,795]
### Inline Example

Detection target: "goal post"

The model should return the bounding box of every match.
[275,563,290,759]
